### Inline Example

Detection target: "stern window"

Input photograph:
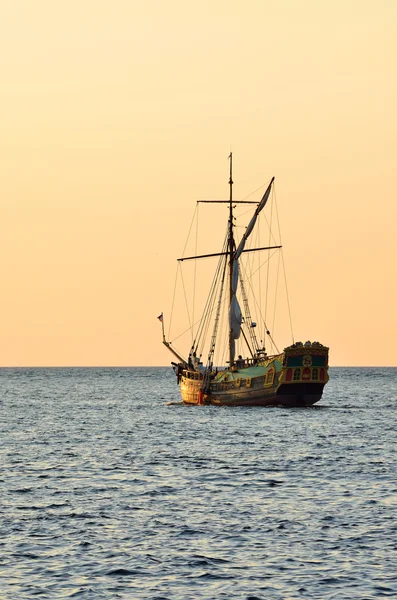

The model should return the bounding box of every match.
[293,368,301,381]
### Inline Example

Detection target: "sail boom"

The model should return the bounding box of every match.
[178,245,281,262]
[178,251,228,262]
[198,200,259,204]
[236,244,282,255]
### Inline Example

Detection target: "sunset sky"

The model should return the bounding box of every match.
[1,0,396,366]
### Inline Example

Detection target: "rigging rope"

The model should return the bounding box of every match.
[264,188,274,328]
[274,187,295,344]
[192,203,199,346]
[207,252,228,366]
[168,203,199,342]
[167,262,179,341]
[240,250,281,354]
[170,229,229,349]
[181,204,199,258]
[271,247,282,345]
[179,262,192,334]
[238,269,261,356]
[194,233,228,358]
[241,179,273,201]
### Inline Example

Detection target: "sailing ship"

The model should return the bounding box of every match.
[160,155,329,406]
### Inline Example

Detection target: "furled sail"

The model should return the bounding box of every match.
[229,291,242,339]
[229,177,274,362]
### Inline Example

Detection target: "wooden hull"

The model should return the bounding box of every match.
[180,378,324,407]
[177,344,329,408]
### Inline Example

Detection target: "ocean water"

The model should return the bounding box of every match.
[1,367,396,600]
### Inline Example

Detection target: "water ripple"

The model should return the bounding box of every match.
[0,366,396,598]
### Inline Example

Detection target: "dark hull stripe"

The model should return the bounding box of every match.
[210,394,322,407]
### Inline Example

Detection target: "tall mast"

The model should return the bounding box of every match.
[228,153,234,367]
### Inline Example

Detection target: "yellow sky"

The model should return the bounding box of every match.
[1,0,396,366]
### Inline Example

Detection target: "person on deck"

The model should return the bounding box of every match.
[236,355,244,369]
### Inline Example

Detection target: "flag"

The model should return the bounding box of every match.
[157,313,163,322]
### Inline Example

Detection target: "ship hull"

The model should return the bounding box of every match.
[177,344,329,407]
[180,380,324,407]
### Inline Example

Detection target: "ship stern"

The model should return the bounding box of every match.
[276,342,329,406]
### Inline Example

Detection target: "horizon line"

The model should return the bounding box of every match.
[0,365,396,369]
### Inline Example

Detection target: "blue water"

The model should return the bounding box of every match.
[1,367,396,599]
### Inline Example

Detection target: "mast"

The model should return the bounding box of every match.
[228,153,234,367]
